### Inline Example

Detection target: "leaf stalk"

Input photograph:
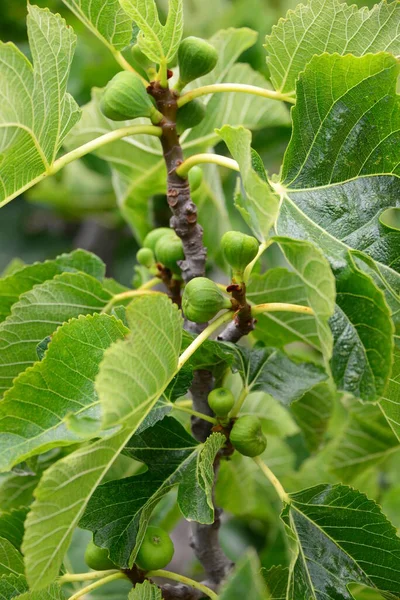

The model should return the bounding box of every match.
[148,569,218,599]
[177,83,296,108]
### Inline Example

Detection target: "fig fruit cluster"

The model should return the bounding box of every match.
[85,526,174,573]
[139,228,185,276]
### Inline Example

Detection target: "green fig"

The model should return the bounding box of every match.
[182,277,231,323]
[84,540,117,571]
[230,415,267,457]
[135,526,174,571]
[221,231,259,278]
[208,387,235,417]
[100,72,161,122]
[188,166,203,192]
[143,228,173,253]
[176,99,206,134]
[177,37,218,89]
[136,247,155,268]
[155,233,185,274]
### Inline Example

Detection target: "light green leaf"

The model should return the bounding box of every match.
[61,0,132,51]
[0,314,128,472]
[0,473,38,512]
[217,125,280,240]
[275,237,336,363]
[80,416,200,567]
[290,383,334,453]
[129,581,162,600]
[0,574,28,600]
[16,584,66,600]
[0,5,80,207]
[0,249,104,323]
[265,0,400,95]
[178,432,225,523]
[23,295,181,589]
[0,271,113,397]
[330,404,399,482]
[283,483,400,599]
[0,537,24,576]
[118,0,183,63]
[97,294,183,427]
[219,550,269,600]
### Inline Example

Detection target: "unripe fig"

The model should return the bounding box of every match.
[230,415,267,457]
[143,228,173,253]
[188,166,203,192]
[182,277,231,323]
[135,526,174,571]
[136,247,155,268]
[176,100,206,134]
[84,540,117,571]
[155,234,184,274]
[100,72,158,121]
[177,37,218,87]
[208,387,235,417]
[221,231,259,276]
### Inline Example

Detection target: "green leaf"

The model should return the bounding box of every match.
[219,550,269,600]
[290,383,334,453]
[0,574,28,600]
[0,271,113,397]
[227,345,327,406]
[217,125,280,240]
[97,295,183,427]
[247,268,321,351]
[16,584,66,600]
[0,473,38,512]
[283,483,400,599]
[0,537,24,576]
[275,53,400,401]
[263,565,289,599]
[274,237,336,362]
[181,331,234,373]
[23,294,182,589]
[80,416,200,567]
[128,581,162,600]
[0,249,104,323]
[330,404,399,482]
[0,314,128,472]
[265,0,400,95]
[61,0,132,51]
[0,5,80,207]
[178,432,226,523]
[118,0,183,63]
[0,508,27,550]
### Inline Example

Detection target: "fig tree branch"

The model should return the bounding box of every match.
[177,83,296,108]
